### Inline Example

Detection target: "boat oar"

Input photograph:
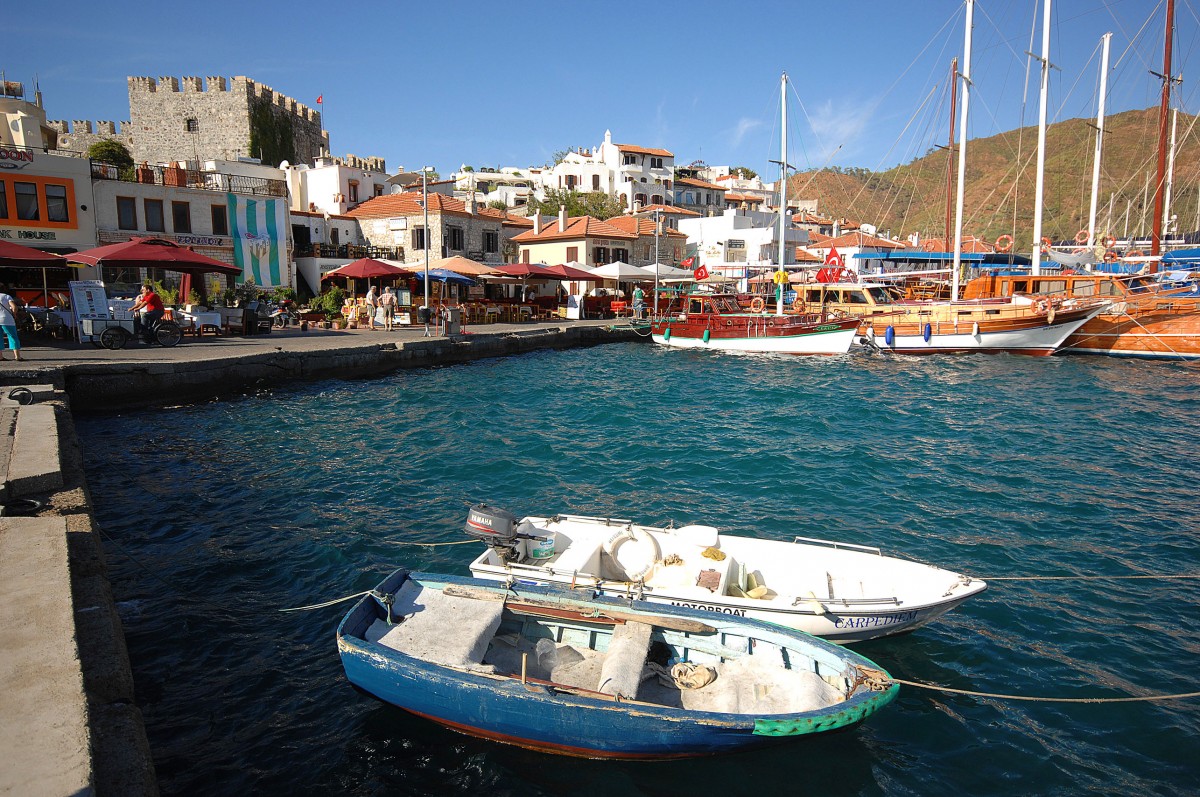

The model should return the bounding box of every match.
[443,585,716,634]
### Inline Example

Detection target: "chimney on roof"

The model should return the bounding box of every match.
[833,219,841,237]
[466,194,476,214]
[558,205,567,232]
[533,214,541,235]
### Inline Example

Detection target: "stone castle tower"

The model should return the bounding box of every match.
[50,75,330,167]
[126,75,328,166]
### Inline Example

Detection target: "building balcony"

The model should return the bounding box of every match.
[91,161,287,198]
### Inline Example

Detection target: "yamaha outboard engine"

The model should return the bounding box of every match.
[465,503,527,562]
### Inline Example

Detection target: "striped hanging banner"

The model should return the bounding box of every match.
[227,193,286,286]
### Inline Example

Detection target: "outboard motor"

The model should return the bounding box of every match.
[465,503,532,562]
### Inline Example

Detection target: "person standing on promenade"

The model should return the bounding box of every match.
[128,284,165,344]
[632,285,645,319]
[0,289,24,361]
[364,285,379,330]
[379,286,397,331]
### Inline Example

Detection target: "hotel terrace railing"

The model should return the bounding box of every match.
[293,243,404,260]
[90,161,287,198]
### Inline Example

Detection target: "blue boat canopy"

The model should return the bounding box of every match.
[1161,248,1200,263]
[850,250,1032,266]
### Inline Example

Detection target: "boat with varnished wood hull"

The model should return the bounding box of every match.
[650,293,860,355]
[963,271,1200,359]
[782,280,1107,355]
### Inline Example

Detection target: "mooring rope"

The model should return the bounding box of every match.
[983,573,1200,581]
[278,590,373,613]
[888,677,1200,704]
[387,539,478,547]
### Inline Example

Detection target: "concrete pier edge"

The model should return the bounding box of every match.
[0,322,643,795]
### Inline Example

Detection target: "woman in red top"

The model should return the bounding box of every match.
[129,284,166,343]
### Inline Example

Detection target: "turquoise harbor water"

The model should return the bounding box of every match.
[77,343,1200,796]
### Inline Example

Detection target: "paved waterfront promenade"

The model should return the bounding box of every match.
[0,318,642,796]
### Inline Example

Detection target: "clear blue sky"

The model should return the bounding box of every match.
[6,1,1191,179]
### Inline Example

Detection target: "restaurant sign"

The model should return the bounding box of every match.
[175,234,226,247]
[0,147,34,170]
[0,228,57,241]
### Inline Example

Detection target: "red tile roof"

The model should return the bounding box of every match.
[638,203,700,217]
[615,143,674,158]
[477,207,535,227]
[677,177,727,191]
[346,192,477,220]
[794,248,823,262]
[511,215,637,243]
[817,231,905,249]
[605,215,687,239]
[725,193,765,203]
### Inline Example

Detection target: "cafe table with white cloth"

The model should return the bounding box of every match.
[176,309,223,335]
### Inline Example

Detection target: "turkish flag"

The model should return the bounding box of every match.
[694,264,710,281]
[824,247,844,267]
[682,256,695,268]
[316,95,323,104]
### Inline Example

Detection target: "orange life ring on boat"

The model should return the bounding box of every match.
[1040,237,1053,251]
[1126,249,1143,258]
[1074,229,1089,245]
[1104,234,1116,248]
[1104,250,1118,263]
[995,234,1013,252]
[1036,297,1051,315]
[749,297,766,313]
[792,297,806,313]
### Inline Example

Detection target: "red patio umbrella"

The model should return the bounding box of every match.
[0,240,68,268]
[0,240,72,310]
[494,263,559,278]
[542,263,595,280]
[321,258,412,281]
[68,236,242,276]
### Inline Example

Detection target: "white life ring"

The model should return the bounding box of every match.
[603,526,661,582]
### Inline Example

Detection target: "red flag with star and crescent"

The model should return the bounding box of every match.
[816,247,846,282]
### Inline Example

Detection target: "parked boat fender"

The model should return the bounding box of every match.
[702,329,711,343]
[922,323,931,343]
[884,326,895,347]
[1047,303,1056,324]
[663,327,671,341]
[604,526,661,582]
[972,321,980,337]
[750,297,766,313]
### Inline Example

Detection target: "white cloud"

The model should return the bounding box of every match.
[731,117,763,148]
[805,98,877,165]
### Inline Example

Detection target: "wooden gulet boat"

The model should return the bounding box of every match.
[337,568,898,759]
[963,270,1200,360]
[788,279,1109,355]
[649,293,861,355]
[465,505,986,644]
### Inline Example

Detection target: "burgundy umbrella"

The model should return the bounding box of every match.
[542,263,595,280]
[69,236,242,276]
[494,263,558,278]
[0,240,68,268]
[0,240,72,310]
[321,258,412,281]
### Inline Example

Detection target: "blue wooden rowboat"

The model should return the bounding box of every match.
[336,569,898,759]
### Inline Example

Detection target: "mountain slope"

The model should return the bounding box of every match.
[789,107,1198,249]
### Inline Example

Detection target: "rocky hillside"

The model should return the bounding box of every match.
[789,107,1199,249]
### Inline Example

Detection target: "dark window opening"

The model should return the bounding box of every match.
[117,196,137,230]
[211,205,228,236]
[145,199,165,232]
[15,182,38,221]
[172,201,192,233]
[45,184,69,222]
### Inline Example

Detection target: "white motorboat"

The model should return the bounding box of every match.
[464,506,987,644]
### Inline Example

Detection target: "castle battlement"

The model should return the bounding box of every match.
[48,119,130,135]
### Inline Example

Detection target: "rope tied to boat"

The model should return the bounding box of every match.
[849,666,893,696]
[886,677,1200,704]
[277,589,384,613]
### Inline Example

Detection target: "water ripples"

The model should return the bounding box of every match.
[78,344,1200,796]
